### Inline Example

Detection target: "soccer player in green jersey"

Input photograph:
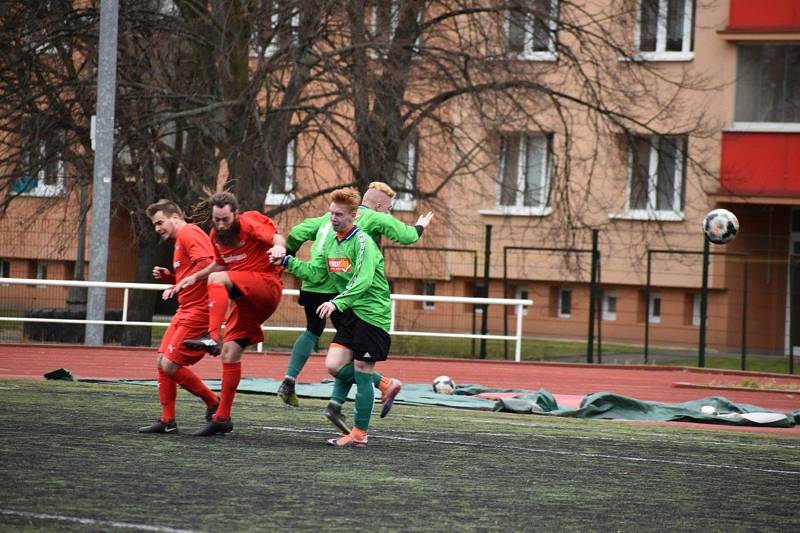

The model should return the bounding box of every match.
[277,182,433,420]
[277,187,396,447]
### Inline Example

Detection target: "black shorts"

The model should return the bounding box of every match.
[331,308,391,362]
[298,290,338,336]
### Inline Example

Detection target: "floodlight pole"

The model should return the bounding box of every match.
[85,0,119,345]
[698,237,710,368]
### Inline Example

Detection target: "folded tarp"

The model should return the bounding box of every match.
[90,376,798,428]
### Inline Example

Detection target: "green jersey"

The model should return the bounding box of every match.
[286,206,420,294]
[285,225,391,331]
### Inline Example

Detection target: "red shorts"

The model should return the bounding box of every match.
[159,312,208,366]
[225,271,283,346]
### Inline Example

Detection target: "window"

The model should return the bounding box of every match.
[422,281,436,310]
[558,287,571,318]
[390,136,417,211]
[623,135,686,219]
[0,259,9,285]
[31,260,48,288]
[507,0,558,60]
[515,286,530,316]
[370,0,423,56]
[264,138,296,205]
[692,293,701,326]
[15,126,66,197]
[735,45,800,125]
[649,293,662,323]
[635,0,694,59]
[496,133,552,215]
[252,0,299,57]
[602,291,617,321]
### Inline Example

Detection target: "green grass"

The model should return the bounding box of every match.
[0,380,798,532]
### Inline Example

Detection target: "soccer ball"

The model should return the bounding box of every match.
[432,375,456,394]
[703,209,739,245]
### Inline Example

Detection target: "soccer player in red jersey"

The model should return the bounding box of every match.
[171,192,286,436]
[138,199,220,434]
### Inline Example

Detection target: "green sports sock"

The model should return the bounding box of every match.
[331,363,354,404]
[372,372,383,387]
[353,370,375,431]
[286,331,319,379]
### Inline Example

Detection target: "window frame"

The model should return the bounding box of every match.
[390,135,417,212]
[264,138,297,206]
[733,44,800,127]
[506,0,559,61]
[602,290,617,321]
[16,136,66,198]
[558,287,572,318]
[515,286,530,316]
[692,293,701,327]
[487,133,553,217]
[648,292,662,324]
[422,281,436,310]
[251,1,300,58]
[613,135,686,221]
[632,0,694,61]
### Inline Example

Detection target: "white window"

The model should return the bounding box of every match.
[35,260,48,288]
[265,138,296,205]
[602,291,617,321]
[734,45,800,126]
[649,293,661,324]
[507,0,558,60]
[623,135,686,219]
[692,293,701,326]
[390,136,417,211]
[422,281,436,310]
[496,133,552,216]
[558,287,571,318]
[635,0,694,60]
[15,134,65,197]
[252,0,299,57]
[515,286,530,316]
[370,0,423,56]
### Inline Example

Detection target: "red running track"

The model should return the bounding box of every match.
[2,343,799,435]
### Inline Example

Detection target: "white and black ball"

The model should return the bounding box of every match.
[703,209,739,245]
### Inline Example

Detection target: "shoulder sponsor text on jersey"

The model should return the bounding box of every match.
[327,257,352,272]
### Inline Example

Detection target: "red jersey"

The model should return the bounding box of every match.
[210,211,283,279]
[173,224,215,310]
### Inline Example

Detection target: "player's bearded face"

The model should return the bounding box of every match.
[213,207,240,246]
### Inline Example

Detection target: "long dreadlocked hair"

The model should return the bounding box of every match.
[191,189,239,226]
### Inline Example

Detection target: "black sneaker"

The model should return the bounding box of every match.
[183,333,221,356]
[277,378,299,407]
[193,417,233,436]
[138,419,177,434]
[323,402,351,435]
[205,400,220,421]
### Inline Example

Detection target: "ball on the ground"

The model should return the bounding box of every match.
[703,209,739,245]
[432,375,456,394]
[700,405,717,415]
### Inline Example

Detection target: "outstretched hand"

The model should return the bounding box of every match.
[316,301,337,319]
[268,244,287,266]
[416,211,434,228]
[152,266,171,280]
[167,274,197,299]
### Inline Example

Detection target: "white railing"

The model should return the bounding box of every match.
[0,277,533,362]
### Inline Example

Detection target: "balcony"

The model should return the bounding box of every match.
[720,132,800,197]
[725,0,800,34]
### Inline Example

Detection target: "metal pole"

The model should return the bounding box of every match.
[596,256,602,364]
[791,256,796,375]
[644,250,652,364]
[503,247,509,360]
[479,224,492,359]
[698,238,710,368]
[741,258,748,371]
[471,255,477,357]
[586,229,598,363]
[85,0,119,345]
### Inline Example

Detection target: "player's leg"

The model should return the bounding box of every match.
[278,291,333,407]
[184,271,234,354]
[161,322,220,420]
[194,339,245,436]
[323,343,355,434]
[140,323,180,434]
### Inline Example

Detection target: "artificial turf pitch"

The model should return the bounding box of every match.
[1,380,798,532]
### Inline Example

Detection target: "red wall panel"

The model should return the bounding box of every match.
[720,132,800,195]
[729,0,800,31]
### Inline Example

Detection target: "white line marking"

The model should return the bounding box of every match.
[258,425,800,475]
[0,509,206,533]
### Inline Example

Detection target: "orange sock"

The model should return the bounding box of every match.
[214,362,241,420]
[157,369,177,421]
[207,283,229,342]
[378,375,391,392]
[173,366,218,406]
[350,427,368,441]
